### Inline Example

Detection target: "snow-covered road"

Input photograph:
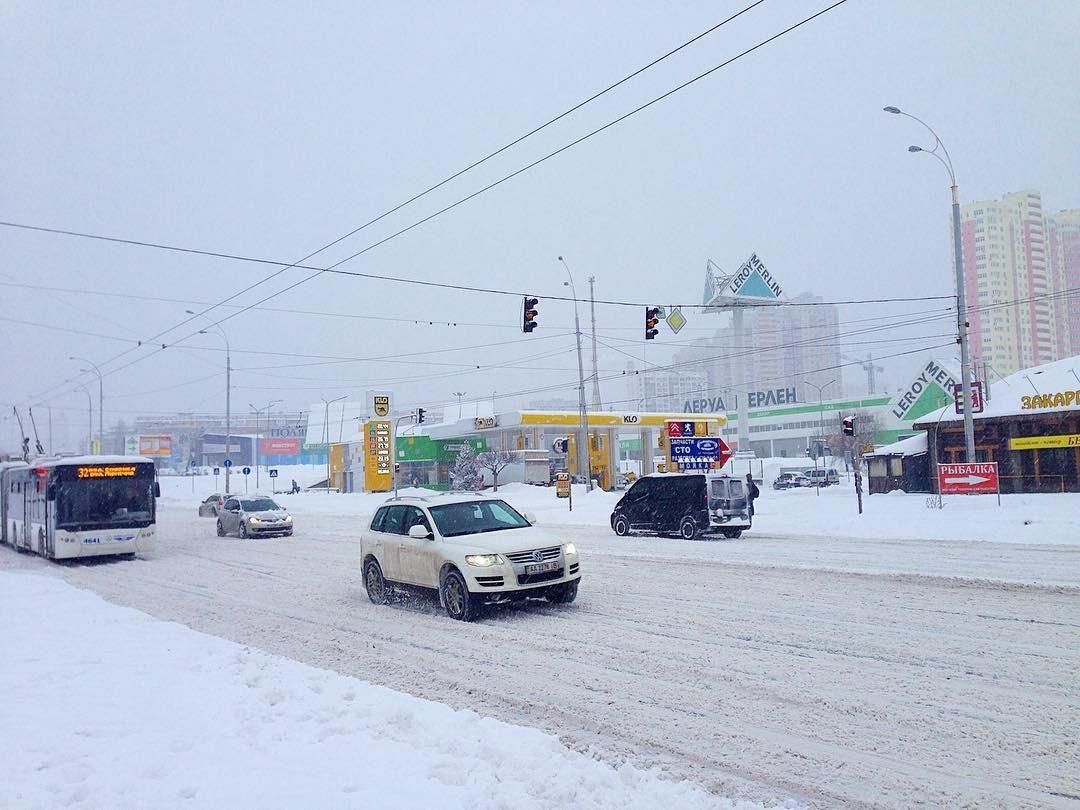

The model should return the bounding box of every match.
[3,498,1078,808]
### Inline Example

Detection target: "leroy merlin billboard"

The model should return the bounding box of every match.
[890,358,958,422]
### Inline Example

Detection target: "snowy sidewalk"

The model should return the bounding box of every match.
[0,573,758,810]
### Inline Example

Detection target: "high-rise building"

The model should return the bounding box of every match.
[961,190,1072,376]
[672,293,843,405]
[1047,209,1080,357]
[624,362,708,412]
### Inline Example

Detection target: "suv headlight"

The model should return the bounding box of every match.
[563,542,577,556]
[465,554,503,567]
[284,515,293,522]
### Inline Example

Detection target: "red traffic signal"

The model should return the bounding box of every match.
[842,416,855,437]
[644,307,660,340]
[523,296,539,333]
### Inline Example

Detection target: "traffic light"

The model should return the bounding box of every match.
[522,296,539,333]
[842,415,855,437]
[644,307,660,340]
[805,445,812,457]
[416,408,426,424]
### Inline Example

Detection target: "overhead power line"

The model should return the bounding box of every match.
[13,0,854,406]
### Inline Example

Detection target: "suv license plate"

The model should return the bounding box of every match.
[524,561,559,575]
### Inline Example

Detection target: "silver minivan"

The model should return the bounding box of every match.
[803,468,840,486]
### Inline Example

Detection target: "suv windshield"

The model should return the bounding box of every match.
[241,498,280,512]
[429,500,530,537]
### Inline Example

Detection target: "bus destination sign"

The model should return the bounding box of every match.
[77,465,138,479]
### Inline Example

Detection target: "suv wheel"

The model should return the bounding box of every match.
[441,569,479,622]
[216,519,226,537]
[679,516,700,540]
[612,514,630,536]
[721,528,742,539]
[547,580,579,604]
[364,558,388,605]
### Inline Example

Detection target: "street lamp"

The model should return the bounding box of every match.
[801,378,836,496]
[69,356,103,454]
[321,395,346,493]
[883,105,976,462]
[250,399,282,491]
[452,391,467,419]
[558,256,593,493]
[73,382,93,454]
[187,310,233,492]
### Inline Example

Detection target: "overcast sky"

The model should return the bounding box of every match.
[2,0,1078,452]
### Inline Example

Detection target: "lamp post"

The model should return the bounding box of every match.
[74,383,93,454]
[558,256,593,492]
[883,105,976,462]
[801,378,836,496]
[321,395,346,493]
[69,356,103,454]
[186,311,232,492]
[250,399,282,491]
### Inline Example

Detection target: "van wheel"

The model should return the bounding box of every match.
[441,569,479,622]
[612,515,630,536]
[679,516,700,540]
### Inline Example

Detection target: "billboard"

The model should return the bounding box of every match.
[137,434,173,457]
[703,253,783,307]
[259,437,301,456]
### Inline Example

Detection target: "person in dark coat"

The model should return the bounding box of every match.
[745,473,760,523]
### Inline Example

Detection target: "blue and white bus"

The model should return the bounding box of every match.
[1,456,159,560]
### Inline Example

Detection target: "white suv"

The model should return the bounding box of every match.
[360,493,581,621]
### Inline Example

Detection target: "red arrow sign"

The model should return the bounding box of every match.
[667,422,683,437]
[715,436,732,469]
[937,462,998,494]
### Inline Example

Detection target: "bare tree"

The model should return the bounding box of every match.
[476,449,519,492]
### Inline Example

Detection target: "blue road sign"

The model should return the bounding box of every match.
[212,467,220,476]
[669,437,721,470]
[242,466,251,476]
[223,459,233,468]
[269,469,279,478]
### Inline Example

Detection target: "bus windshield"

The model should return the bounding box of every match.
[56,478,155,529]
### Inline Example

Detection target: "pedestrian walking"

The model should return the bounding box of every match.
[745,473,760,524]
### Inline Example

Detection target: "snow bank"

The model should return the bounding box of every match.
[0,573,758,810]
[163,471,1080,546]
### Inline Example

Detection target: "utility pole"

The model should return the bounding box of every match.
[186,311,232,491]
[588,276,601,409]
[321,395,346,493]
[559,257,593,492]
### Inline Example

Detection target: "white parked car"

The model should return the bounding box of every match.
[359,493,581,621]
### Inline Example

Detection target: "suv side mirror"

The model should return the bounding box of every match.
[407,524,431,539]
[153,482,161,498]
[523,511,537,525]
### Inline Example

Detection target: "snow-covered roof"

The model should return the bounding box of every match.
[866,433,928,457]
[916,355,1080,425]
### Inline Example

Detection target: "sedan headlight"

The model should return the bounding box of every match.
[563,542,577,556]
[249,516,261,524]
[465,554,503,567]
